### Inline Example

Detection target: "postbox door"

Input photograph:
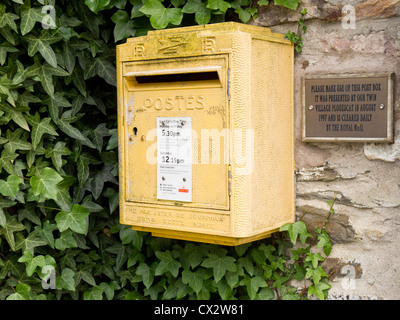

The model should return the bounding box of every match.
[122,55,230,211]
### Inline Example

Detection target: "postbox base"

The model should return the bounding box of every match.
[131,226,279,246]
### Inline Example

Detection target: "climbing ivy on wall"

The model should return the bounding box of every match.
[0,0,325,301]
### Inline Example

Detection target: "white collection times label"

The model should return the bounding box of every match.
[157,117,192,202]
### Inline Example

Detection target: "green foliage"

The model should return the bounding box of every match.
[0,0,317,300]
[285,6,307,53]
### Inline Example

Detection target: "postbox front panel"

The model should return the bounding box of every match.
[122,55,230,211]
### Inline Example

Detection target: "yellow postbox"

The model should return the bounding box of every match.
[117,22,294,245]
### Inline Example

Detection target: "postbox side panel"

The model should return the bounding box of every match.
[250,37,295,233]
[122,55,230,211]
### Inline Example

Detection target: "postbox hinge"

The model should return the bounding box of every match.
[227,68,231,101]
[228,165,232,197]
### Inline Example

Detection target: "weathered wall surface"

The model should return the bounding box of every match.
[253,0,400,299]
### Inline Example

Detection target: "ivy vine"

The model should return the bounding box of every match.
[0,0,320,301]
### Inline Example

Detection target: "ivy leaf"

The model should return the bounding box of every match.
[44,92,72,124]
[239,275,267,299]
[282,292,301,300]
[34,221,57,249]
[26,113,59,149]
[24,32,60,68]
[77,152,101,186]
[18,250,46,277]
[235,7,252,23]
[216,279,232,300]
[305,265,327,285]
[0,103,30,132]
[0,44,18,66]
[55,230,77,251]
[119,225,143,250]
[0,5,19,33]
[14,230,47,255]
[85,0,111,14]
[293,263,306,282]
[58,117,95,149]
[258,286,275,300]
[83,52,117,86]
[0,198,16,227]
[103,187,119,214]
[182,269,205,294]
[56,268,76,291]
[136,262,155,289]
[279,221,312,245]
[84,286,103,300]
[140,0,183,29]
[130,0,145,18]
[307,281,331,300]
[207,0,231,12]
[273,0,299,10]
[91,123,111,152]
[99,281,121,300]
[316,229,332,256]
[182,0,212,25]
[20,5,45,36]
[17,91,41,108]
[305,252,325,269]
[55,204,90,234]
[6,283,30,300]
[0,175,23,197]
[38,63,70,98]
[114,245,130,273]
[155,250,181,277]
[44,142,71,171]
[0,213,26,251]
[0,147,18,175]
[183,243,209,269]
[111,10,136,42]
[30,167,63,200]
[75,262,96,286]
[92,164,118,199]
[3,128,32,152]
[54,177,74,212]
[201,254,236,283]
[76,0,102,38]
[238,256,254,276]
[225,270,238,289]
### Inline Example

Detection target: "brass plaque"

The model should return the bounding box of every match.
[302,73,394,142]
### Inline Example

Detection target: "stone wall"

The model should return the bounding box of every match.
[252,0,400,299]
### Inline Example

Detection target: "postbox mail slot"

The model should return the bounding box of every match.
[123,66,223,90]
[134,71,219,83]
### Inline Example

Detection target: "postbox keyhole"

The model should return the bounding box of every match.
[133,127,138,136]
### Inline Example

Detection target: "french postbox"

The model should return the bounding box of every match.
[117,22,294,245]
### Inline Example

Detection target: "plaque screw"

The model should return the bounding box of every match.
[141,135,146,142]
[309,105,314,110]
[380,104,385,110]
